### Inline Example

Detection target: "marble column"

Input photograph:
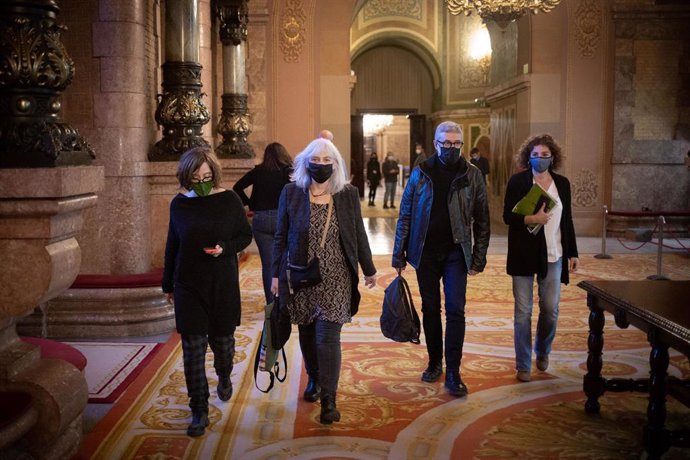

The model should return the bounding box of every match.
[0,0,93,168]
[0,166,103,459]
[150,0,210,161]
[216,0,254,158]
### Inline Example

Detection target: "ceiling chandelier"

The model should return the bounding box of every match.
[445,0,561,28]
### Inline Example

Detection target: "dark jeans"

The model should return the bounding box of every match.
[252,209,278,304]
[298,320,343,398]
[415,247,467,373]
[368,182,378,202]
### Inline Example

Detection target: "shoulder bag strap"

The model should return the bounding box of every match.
[319,197,333,248]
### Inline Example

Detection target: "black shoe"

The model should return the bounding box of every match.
[445,371,468,397]
[320,395,341,424]
[187,410,209,437]
[421,362,443,382]
[383,204,389,209]
[303,378,321,402]
[390,205,396,209]
[217,376,233,401]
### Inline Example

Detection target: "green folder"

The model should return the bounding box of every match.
[511,183,557,234]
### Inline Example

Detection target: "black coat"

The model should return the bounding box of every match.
[392,155,490,272]
[272,183,376,316]
[163,191,253,335]
[503,169,578,284]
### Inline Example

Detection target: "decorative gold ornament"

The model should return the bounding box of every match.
[279,0,306,63]
[574,0,601,58]
[573,168,598,207]
[445,0,561,28]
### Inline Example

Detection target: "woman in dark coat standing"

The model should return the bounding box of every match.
[503,134,578,384]
[163,147,253,437]
[366,152,381,206]
[233,142,292,304]
[270,137,377,424]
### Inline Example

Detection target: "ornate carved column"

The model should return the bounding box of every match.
[215,0,254,158]
[150,0,210,161]
[0,0,94,168]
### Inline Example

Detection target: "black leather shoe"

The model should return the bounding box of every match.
[217,376,233,402]
[383,204,389,209]
[421,362,443,382]
[303,378,321,402]
[320,395,341,424]
[187,410,209,437]
[445,371,468,397]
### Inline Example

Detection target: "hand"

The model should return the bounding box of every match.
[364,274,377,289]
[203,244,223,257]
[271,277,279,296]
[569,257,579,272]
[394,265,406,275]
[165,292,173,304]
[528,203,550,226]
[469,270,478,276]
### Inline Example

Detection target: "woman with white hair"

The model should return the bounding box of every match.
[271,137,377,424]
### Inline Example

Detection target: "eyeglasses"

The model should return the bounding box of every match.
[192,176,213,184]
[435,140,464,149]
[529,153,553,159]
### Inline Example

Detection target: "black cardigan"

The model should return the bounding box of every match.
[503,170,578,284]
[272,183,376,316]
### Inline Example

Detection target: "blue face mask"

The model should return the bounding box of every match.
[530,157,552,173]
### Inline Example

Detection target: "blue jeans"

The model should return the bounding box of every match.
[252,209,278,304]
[512,258,562,371]
[415,247,467,373]
[383,181,397,206]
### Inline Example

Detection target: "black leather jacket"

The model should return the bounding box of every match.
[392,155,490,272]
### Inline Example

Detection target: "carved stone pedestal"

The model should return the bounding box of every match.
[0,166,103,459]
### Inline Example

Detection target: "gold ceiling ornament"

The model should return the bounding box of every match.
[445,0,561,28]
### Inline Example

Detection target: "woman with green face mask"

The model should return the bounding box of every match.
[162,147,253,437]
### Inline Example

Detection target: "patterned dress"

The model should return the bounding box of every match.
[288,202,352,325]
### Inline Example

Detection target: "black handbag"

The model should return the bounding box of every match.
[286,197,332,294]
[380,274,421,344]
[270,295,292,350]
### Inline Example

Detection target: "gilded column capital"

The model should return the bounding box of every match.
[0,0,94,167]
[217,0,249,46]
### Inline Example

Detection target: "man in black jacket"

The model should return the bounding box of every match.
[392,121,490,397]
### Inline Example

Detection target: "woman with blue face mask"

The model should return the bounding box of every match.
[270,137,377,424]
[502,134,579,383]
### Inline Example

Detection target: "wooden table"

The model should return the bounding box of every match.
[579,280,690,459]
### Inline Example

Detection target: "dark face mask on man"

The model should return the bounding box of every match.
[438,146,464,166]
[308,162,333,183]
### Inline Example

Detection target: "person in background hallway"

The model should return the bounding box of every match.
[318,129,334,141]
[271,137,377,424]
[382,152,399,209]
[163,147,253,437]
[470,147,490,184]
[412,143,430,169]
[503,134,579,383]
[366,152,381,206]
[233,142,293,304]
[392,121,490,397]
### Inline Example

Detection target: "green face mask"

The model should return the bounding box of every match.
[192,181,214,196]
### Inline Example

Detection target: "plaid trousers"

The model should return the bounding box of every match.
[181,333,235,412]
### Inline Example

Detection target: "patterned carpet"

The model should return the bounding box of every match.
[77,252,690,459]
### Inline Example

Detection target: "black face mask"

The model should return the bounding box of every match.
[438,146,463,166]
[308,162,333,183]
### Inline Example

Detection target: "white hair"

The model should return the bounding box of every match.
[434,121,463,140]
[291,138,349,194]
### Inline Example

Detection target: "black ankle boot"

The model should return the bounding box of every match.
[217,376,233,402]
[421,362,443,382]
[303,377,321,402]
[444,371,468,397]
[187,410,209,437]
[320,394,341,424]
